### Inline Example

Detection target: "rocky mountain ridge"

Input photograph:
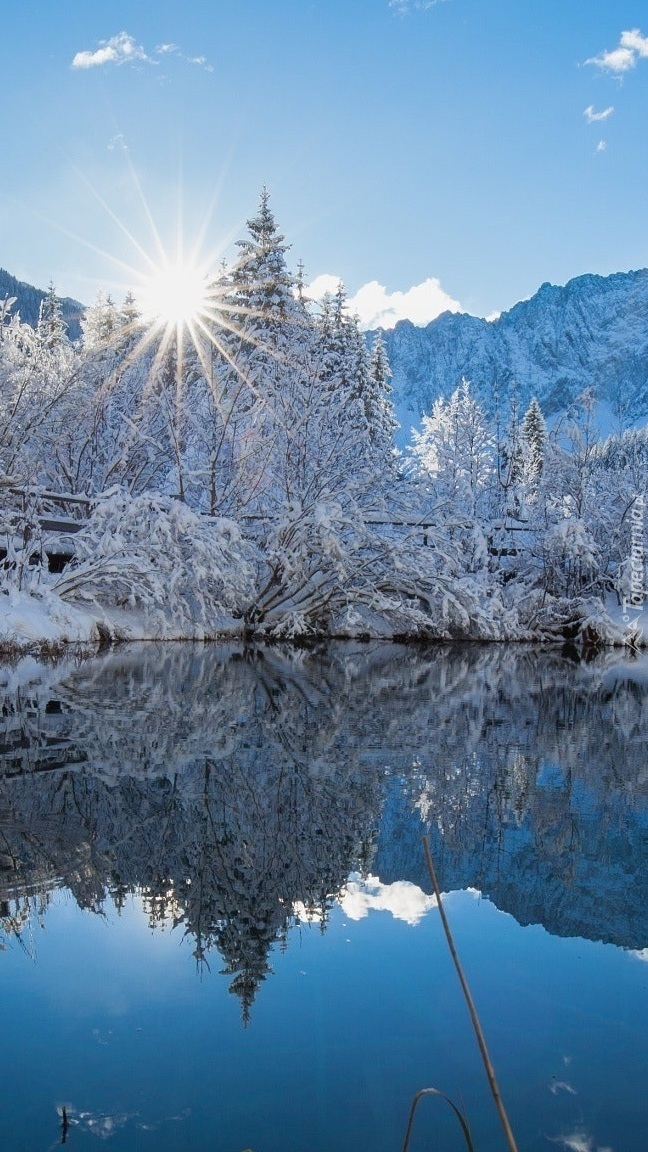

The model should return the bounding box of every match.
[379,268,648,444]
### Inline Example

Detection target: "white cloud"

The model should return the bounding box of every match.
[155,43,214,70]
[586,45,635,73]
[72,34,213,73]
[596,139,607,153]
[552,1134,593,1152]
[196,60,214,73]
[306,274,461,330]
[549,1081,577,1096]
[340,873,437,925]
[586,28,648,73]
[305,273,342,301]
[72,32,151,70]
[583,105,614,123]
[621,28,648,57]
[351,277,461,329]
[389,0,452,13]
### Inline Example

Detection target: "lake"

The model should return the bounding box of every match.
[1,641,647,1152]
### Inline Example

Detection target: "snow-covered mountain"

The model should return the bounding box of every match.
[379,268,648,444]
[0,267,84,341]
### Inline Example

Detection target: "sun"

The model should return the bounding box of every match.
[139,258,211,328]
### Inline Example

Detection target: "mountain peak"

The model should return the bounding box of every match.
[378,267,648,444]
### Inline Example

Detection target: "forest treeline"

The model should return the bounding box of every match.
[0,193,645,642]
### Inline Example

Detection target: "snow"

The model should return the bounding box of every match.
[0,589,98,646]
[0,200,646,652]
[380,267,648,449]
[0,582,643,654]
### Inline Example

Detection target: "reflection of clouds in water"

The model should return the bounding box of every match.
[549,1080,577,1095]
[549,1132,613,1152]
[630,947,648,962]
[57,1106,136,1140]
[57,1103,191,1140]
[339,873,436,925]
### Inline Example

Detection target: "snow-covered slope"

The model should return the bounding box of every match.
[0,268,84,340]
[379,268,648,445]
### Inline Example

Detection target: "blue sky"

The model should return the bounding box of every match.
[2,1,648,325]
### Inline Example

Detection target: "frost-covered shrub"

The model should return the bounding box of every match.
[244,495,510,641]
[0,487,50,595]
[541,517,600,599]
[54,490,256,635]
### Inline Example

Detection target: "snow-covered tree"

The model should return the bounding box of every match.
[208,189,316,515]
[0,294,17,341]
[36,283,68,350]
[368,331,399,459]
[314,286,398,493]
[54,490,256,637]
[81,291,119,350]
[411,379,494,519]
[0,301,77,484]
[520,396,546,491]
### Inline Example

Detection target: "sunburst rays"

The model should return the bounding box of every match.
[58,158,318,510]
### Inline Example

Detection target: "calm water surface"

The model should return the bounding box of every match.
[1,642,647,1152]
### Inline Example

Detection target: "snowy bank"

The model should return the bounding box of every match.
[0,492,645,653]
[0,583,644,654]
[0,589,249,651]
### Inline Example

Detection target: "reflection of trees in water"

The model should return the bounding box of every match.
[0,645,387,1018]
[374,652,648,947]
[1,643,648,1007]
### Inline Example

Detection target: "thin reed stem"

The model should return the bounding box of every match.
[423,835,520,1152]
[402,1086,476,1152]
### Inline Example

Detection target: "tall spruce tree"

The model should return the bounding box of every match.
[521,396,546,489]
[367,331,398,461]
[36,283,68,350]
[211,189,317,513]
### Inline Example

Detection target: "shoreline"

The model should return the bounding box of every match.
[0,586,644,658]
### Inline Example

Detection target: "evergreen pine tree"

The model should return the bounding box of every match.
[521,396,546,489]
[37,283,68,349]
[503,393,525,487]
[367,331,399,456]
[81,291,118,349]
[315,285,373,436]
[118,291,142,334]
[230,186,304,361]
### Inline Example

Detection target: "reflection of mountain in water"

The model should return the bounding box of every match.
[376,653,648,949]
[1,643,647,1013]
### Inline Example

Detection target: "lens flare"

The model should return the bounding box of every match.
[54,153,273,436]
[139,259,210,328]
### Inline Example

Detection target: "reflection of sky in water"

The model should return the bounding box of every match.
[0,642,647,1151]
[3,887,647,1152]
